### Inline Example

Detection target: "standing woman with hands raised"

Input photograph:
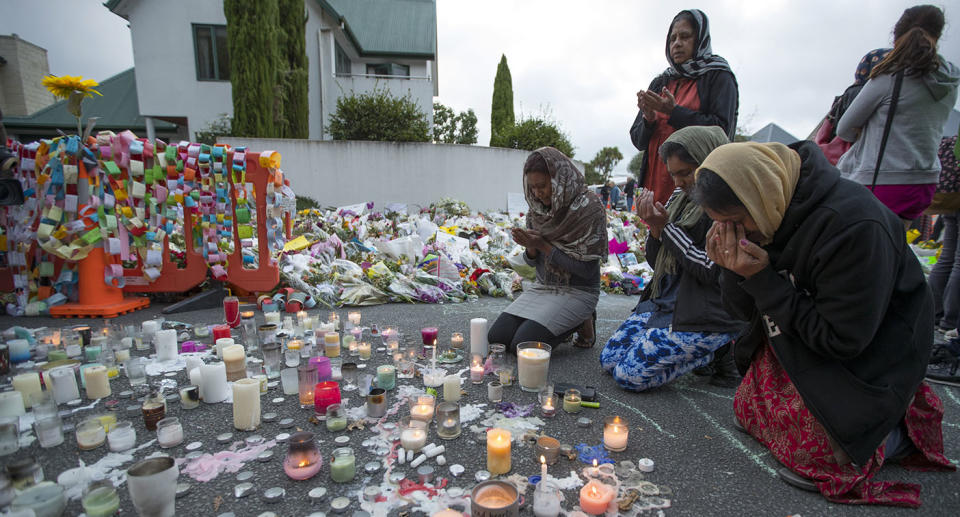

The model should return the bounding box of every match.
[630,9,739,207]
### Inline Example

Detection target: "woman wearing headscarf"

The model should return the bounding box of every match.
[601,126,745,391]
[837,5,959,227]
[692,140,954,506]
[630,9,738,207]
[487,147,608,350]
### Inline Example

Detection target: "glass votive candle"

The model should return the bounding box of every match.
[399,416,428,452]
[314,381,342,416]
[422,367,445,388]
[435,402,461,440]
[76,418,106,450]
[283,431,323,481]
[298,364,318,408]
[562,389,582,414]
[125,357,147,386]
[347,311,361,327]
[533,479,561,517]
[179,386,200,410]
[488,381,503,403]
[284,348,301,368]
[540,393,557,418]
[357,342,372,360]
[470,354,484,384]
[330,447,356,483]
[377,364,396,390]
[281,368,299,395]
[33,415,65,449]
[107,421,136,452]
[409,394,436,422]
[450,332,464,351]
[258,323,278,346]
[262,342,282,379]
[345,336,358,357]
[0,416,20,455]
[241,311,257,346]
[81,480,120,517]
[536,436,561,465]
[156,417,184,448]
[324,332,341,358]
[341,362,358,390]
[325,404,347,432]
[603,416,628,452]
[366,388,387,418]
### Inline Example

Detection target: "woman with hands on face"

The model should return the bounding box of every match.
[488,147,608,351]
[600,126,745,392]
[692,140,954,505]
[629,9,739,208]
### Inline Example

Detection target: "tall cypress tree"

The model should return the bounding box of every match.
[278,0,309,138]
[224,0,281,137]
[490,54,514,146]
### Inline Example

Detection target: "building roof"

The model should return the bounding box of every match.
[750,122,799,145]
[317,0,436,58]
[3,68,177,132]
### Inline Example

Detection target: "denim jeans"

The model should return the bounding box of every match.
[929,214,960,329]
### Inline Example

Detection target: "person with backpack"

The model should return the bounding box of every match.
[836,5,959,228]
[624,177,636,211]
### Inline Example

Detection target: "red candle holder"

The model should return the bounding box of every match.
[314,381,342,416]
[212,325,232,342]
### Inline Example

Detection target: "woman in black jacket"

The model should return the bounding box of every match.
[629,9,738,208]
[600,126,744,391]
[693,140,953,506]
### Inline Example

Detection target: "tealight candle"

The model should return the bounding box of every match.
[486,428,511,475]
[579,479,615,515]
[298,365,318,408]
[357,341,372,360]
[409,394,435,422]
[536,436,561,465]
[563,389,581,414]
[84,366,111,400]
[436,402,461,440]
[471,480,518,515]
[603,416,628,452]
[540,393,557,418]
[470,354,484,384]
[400,416,428,451]
[13,373,43,408]
[450,332,464,351]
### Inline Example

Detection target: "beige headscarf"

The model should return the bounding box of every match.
[697,142,802,245]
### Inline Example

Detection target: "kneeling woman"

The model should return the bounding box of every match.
[600,126,745,391]
[694,141,954,506]
[488,147,607,350]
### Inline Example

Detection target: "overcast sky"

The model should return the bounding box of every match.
[3,0,959,176]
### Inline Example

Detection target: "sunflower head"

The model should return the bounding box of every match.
[42,75,102,100]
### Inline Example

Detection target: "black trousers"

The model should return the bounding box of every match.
[487,312,575,352]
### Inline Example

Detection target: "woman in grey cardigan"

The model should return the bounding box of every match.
[837,4,959,227]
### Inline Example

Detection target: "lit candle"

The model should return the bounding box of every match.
[563,389,581,413]
[357,341,371,360]
[470,354,484,384]
[422,367,445,388]
[376,364,396,390]
[409,394,435,422]
[450,332,464,350]
[540,455,548,480]
[328,312,340,330]
[232,378,261,431]
[540,394,557,418]
[347,312,361,327]
[432,510,462,517]
[486,428,511,475]
[12,372,43,408]
[579,479,615,515]
[517,342,551,393]
[283,431,322,480]
[84,366,111,400]
[400,417,428,451]
[313,381,341,416]
[603,416,628,452]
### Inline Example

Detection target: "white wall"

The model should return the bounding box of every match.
[220,139,530,211]
[124,0,232,140]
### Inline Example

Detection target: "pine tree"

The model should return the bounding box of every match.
[224,0,282,137]
[278,0,309,138]
[490,54,514,146]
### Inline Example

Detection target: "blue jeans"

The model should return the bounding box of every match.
[929,214,960,329]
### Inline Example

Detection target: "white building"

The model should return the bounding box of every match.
[104,0,438,141]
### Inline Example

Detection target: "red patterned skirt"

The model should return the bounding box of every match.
[734,343,955,507]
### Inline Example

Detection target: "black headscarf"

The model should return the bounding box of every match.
[661,9,731,80]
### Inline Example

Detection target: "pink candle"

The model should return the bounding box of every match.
[579,480,614,515]
[420,327,438,346]
[314,381,342,415]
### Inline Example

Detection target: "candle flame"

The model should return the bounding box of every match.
[593,459,598,467]
[590,485,598,496]
[297,459,309,467]
[540,455,546,464]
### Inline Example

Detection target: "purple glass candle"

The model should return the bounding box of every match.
[310,356,332,382]
[420,327,439,346]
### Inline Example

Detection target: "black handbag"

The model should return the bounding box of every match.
[869,70,904,191]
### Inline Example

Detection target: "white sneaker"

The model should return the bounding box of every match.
[946,328,958,339]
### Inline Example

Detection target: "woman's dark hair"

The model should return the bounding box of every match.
[671,11,697,33]
[871,5,944,78]
[691,168,744,211]
[523,152,549,175]
[659,141,697,165]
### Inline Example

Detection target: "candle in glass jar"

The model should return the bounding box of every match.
[422,367,445,388]
[470,354,484,384]
[313,381,341,416]
[517,342,551,392]
[376,365,396,390]
[325,403,347,431]
[541,394,557,418]
[330,447,356,483]
[222,344,247,382]
[76,418,106,450]
[486,428,511,475]
[50,367,80,404]
[107,421,136,452]
[533,480,561,517]
[13,373,43,408]
[443,375,461,402]
[409,394,435,422]
[232,378,261,431]
[357,341,371,360]
[436,402,461,440]
[400,417,428,451]
[487,381,503,403]
[420,327,438,347]
[264,312,281,325]
[603,416,628,452]
[347,312,361,326]
[562,389,581,413]
[0,391,25,417]
[324,333,341,358]
[450,332,464,350]
[85,366,111,400]
[579,480,615,515]
[156,417,184,448]
[283,431,322,481]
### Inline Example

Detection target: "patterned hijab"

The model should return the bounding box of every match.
[662,9,732,80]
[524,147,608,277]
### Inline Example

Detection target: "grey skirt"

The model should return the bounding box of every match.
[503,283,599,336]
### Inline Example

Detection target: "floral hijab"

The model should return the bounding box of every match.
[524,147,607,268]
[662,9,732,80]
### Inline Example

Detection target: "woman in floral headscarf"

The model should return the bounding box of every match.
[630,9,739,207]
[487,147,607,350]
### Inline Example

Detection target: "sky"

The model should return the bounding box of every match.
[3,0,960,176]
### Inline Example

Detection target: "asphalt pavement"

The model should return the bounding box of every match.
[1,293,958,516]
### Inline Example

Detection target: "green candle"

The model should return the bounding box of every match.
[48,350,68,362]
[330,447,356,483]
[84,346,102,362]
[377,365,396,390]
[326,416,347,432]
[82,485,120,516]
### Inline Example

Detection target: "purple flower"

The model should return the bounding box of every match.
[496,402,535,418]
[575,443,615,465]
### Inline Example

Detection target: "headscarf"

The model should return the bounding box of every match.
[649,126,729,297]
[662,9,732,80]
[524,147,607,282]
[697,142,802,246]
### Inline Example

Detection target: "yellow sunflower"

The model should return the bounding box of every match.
[42,75,102,100]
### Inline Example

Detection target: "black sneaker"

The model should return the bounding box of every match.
[926,341,960,387]
[709,342,742,389]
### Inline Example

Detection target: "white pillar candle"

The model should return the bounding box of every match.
[184,356,204,373]
[442,375,461,402]
[215,337,235,359]
[115,348,130,363]
[232,378,261,431]
[0,390,26,417]
[13,372,43,408]
[84,366,111,399]
[154,329,178,361]
[470,318,488,357]
[188,368,203,388]
[357,342,372,360]
[517,346,551,392]
[222,345,247,382]
[141,320,160,334]
[200,363,228,403]
[50,367,80,404]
